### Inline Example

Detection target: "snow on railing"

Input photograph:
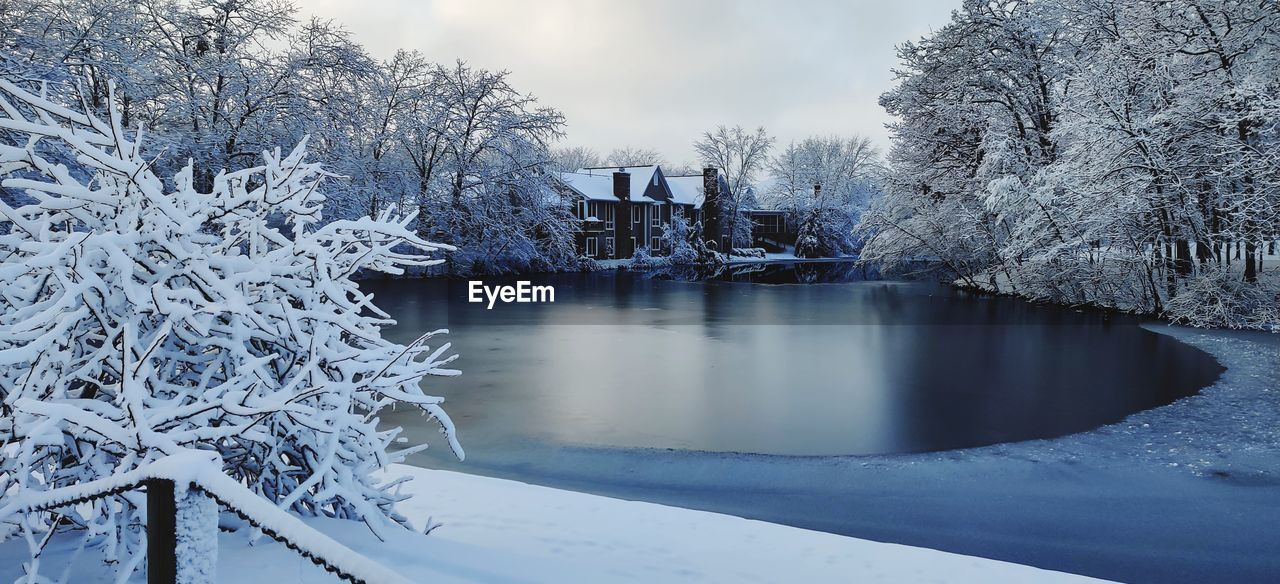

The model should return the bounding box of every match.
[0,452,411,584]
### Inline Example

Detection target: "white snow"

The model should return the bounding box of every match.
[377,465,1108,583]
[174,485,218,584]
[665,174,709,208]
[0,462,1107,583]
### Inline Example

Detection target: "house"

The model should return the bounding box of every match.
[742,209,790,250]
[556,165,719,259]
[554,164,793,259]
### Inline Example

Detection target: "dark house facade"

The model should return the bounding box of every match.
[555,165,795,260]
[556,165,711,260]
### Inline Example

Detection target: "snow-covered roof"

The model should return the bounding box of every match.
[556,166,732,207]
[559,166,662,203]
[576,165,663,200]
[558,172,617,201]
[665,175,707,208]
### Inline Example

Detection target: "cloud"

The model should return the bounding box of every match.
[297,0,957,164]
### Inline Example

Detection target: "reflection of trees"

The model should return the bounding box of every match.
[728,264,767,279]
[791,262,866,284]
[642,260,895,285]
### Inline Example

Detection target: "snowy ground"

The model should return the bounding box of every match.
[0,465,1105,583]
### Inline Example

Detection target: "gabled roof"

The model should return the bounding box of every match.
[575,165,665,201]
[559,165,666,203]
[665,171,730,209]
[665,175,705,207]
[555,166,729,208]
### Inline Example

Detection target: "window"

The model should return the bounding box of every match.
[651,236,661,251]
[577,199,587,219]
[604,205,614,230]
[585,238,597,257]
[605,237,615,258]
[631,237,637,253]
[651,206,661,227]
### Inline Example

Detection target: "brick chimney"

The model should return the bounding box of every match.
[613,171,634,258]
[702,167,721,250]
[613,171,630,201]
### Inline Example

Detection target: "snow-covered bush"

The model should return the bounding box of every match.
[0,80,461,576]
[659,214,700,265]
[628,245,667,270]
[1165,266,1280,330]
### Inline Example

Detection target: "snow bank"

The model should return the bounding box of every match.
[374,464,1109,583]
[0,461,1107,582]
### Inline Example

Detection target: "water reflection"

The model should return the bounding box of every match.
[367,262,1222,458]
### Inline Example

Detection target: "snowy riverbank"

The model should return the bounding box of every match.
[0,463,1106,583]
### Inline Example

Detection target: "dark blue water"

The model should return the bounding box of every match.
[367,261,1222,458]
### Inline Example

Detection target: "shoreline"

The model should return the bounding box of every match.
[368,258,1279,333]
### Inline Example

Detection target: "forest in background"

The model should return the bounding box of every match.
[0,0,580,275]
[860,0,1279,328]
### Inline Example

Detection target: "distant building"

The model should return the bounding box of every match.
[554,165,795,260]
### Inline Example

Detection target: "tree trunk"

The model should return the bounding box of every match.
[1244,240,1257,282]
[1195,237,1211,265]
[1174,239,1193,277]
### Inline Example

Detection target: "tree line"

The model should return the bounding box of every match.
[0,0,573,274]
[859,0,1279,328]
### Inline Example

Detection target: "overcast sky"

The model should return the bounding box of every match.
[299,0,959,166]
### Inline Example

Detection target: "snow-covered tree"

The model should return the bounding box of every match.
[604,145,666,168]
[1,1,585,276]
[694,126,773,250]
[0,80,461,578]
[767,135,882,257]
[407,61,572,274]
[860,0,1280,326]
[551,145,602,172]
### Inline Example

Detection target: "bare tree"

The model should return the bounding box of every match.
[551,145,602,172]
[605,145,667,167]
[694,125,774,249]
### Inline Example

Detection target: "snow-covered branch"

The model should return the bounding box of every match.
[0,78,460,580]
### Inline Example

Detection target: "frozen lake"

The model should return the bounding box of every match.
[367,262,1222,460]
